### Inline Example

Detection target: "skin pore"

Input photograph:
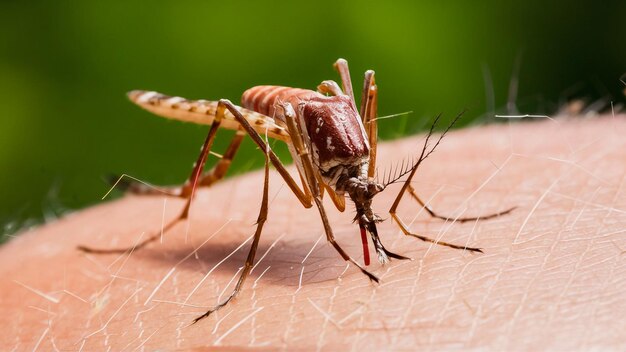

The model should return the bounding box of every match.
[0,116,624,350]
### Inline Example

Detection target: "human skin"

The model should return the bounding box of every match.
[1,116,625,350]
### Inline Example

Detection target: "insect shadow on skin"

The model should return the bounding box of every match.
[77,59,515,324]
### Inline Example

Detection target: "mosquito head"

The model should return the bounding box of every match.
[341,176,384,225]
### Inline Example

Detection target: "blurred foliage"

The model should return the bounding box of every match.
[1,0,624,239]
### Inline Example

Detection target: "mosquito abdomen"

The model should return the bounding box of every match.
[241,85,320,118]
[127,90,290,141]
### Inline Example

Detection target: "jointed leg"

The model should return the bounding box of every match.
[317,80,343,97]
[360,70,378,178]
[387,122,484,253]
[321,183,346,212]
[78,102,229,254]
[80,97,315,255]
[406,184,516,223]
[199,129,245,187]
[359,70,398,261]
[192,148,271,324]
[282,102,378,282]
[316,198,379,281]
[218,99,313,208]
[333,59,357,110]
[116,129,245,196]
[385,112,515,253]
[389,174,484,253]
[390,211,483,253]
[188,100,329,320]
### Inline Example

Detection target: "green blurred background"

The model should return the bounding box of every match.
[1,1,624,239]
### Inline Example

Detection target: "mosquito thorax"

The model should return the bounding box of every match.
[298,94,370,176]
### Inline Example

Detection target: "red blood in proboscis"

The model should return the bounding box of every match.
[360,226,370,266]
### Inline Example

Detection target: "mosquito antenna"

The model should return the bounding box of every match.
[391,158,400,184]
[388,155,409,187]
[378,113,438,187]
[380,110,465,188]
[382,167,387,186]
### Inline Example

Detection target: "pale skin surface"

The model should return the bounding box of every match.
[1,116,625,351]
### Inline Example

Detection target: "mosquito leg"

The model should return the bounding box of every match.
[281,102,379,282]
[192,147,271,324]
[78,102,228,254]
[80,97,314,255]
[407,184,516,223]
[317,80,344,96]
[218,99,313,208]
[359,70,378,178]
[390,212,483,253]
[387,119,484,253]
[333,58,357,110]
[389,182,485,253]
[110,127,245,198]
[389,171,483,253]
[317,198,379,282]
[198,129,245,187]
[77,217,183,254]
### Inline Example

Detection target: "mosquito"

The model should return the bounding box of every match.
[78,59,515,323]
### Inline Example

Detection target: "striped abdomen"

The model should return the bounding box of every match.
[241,85,321,120]
[128,90,290,141]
